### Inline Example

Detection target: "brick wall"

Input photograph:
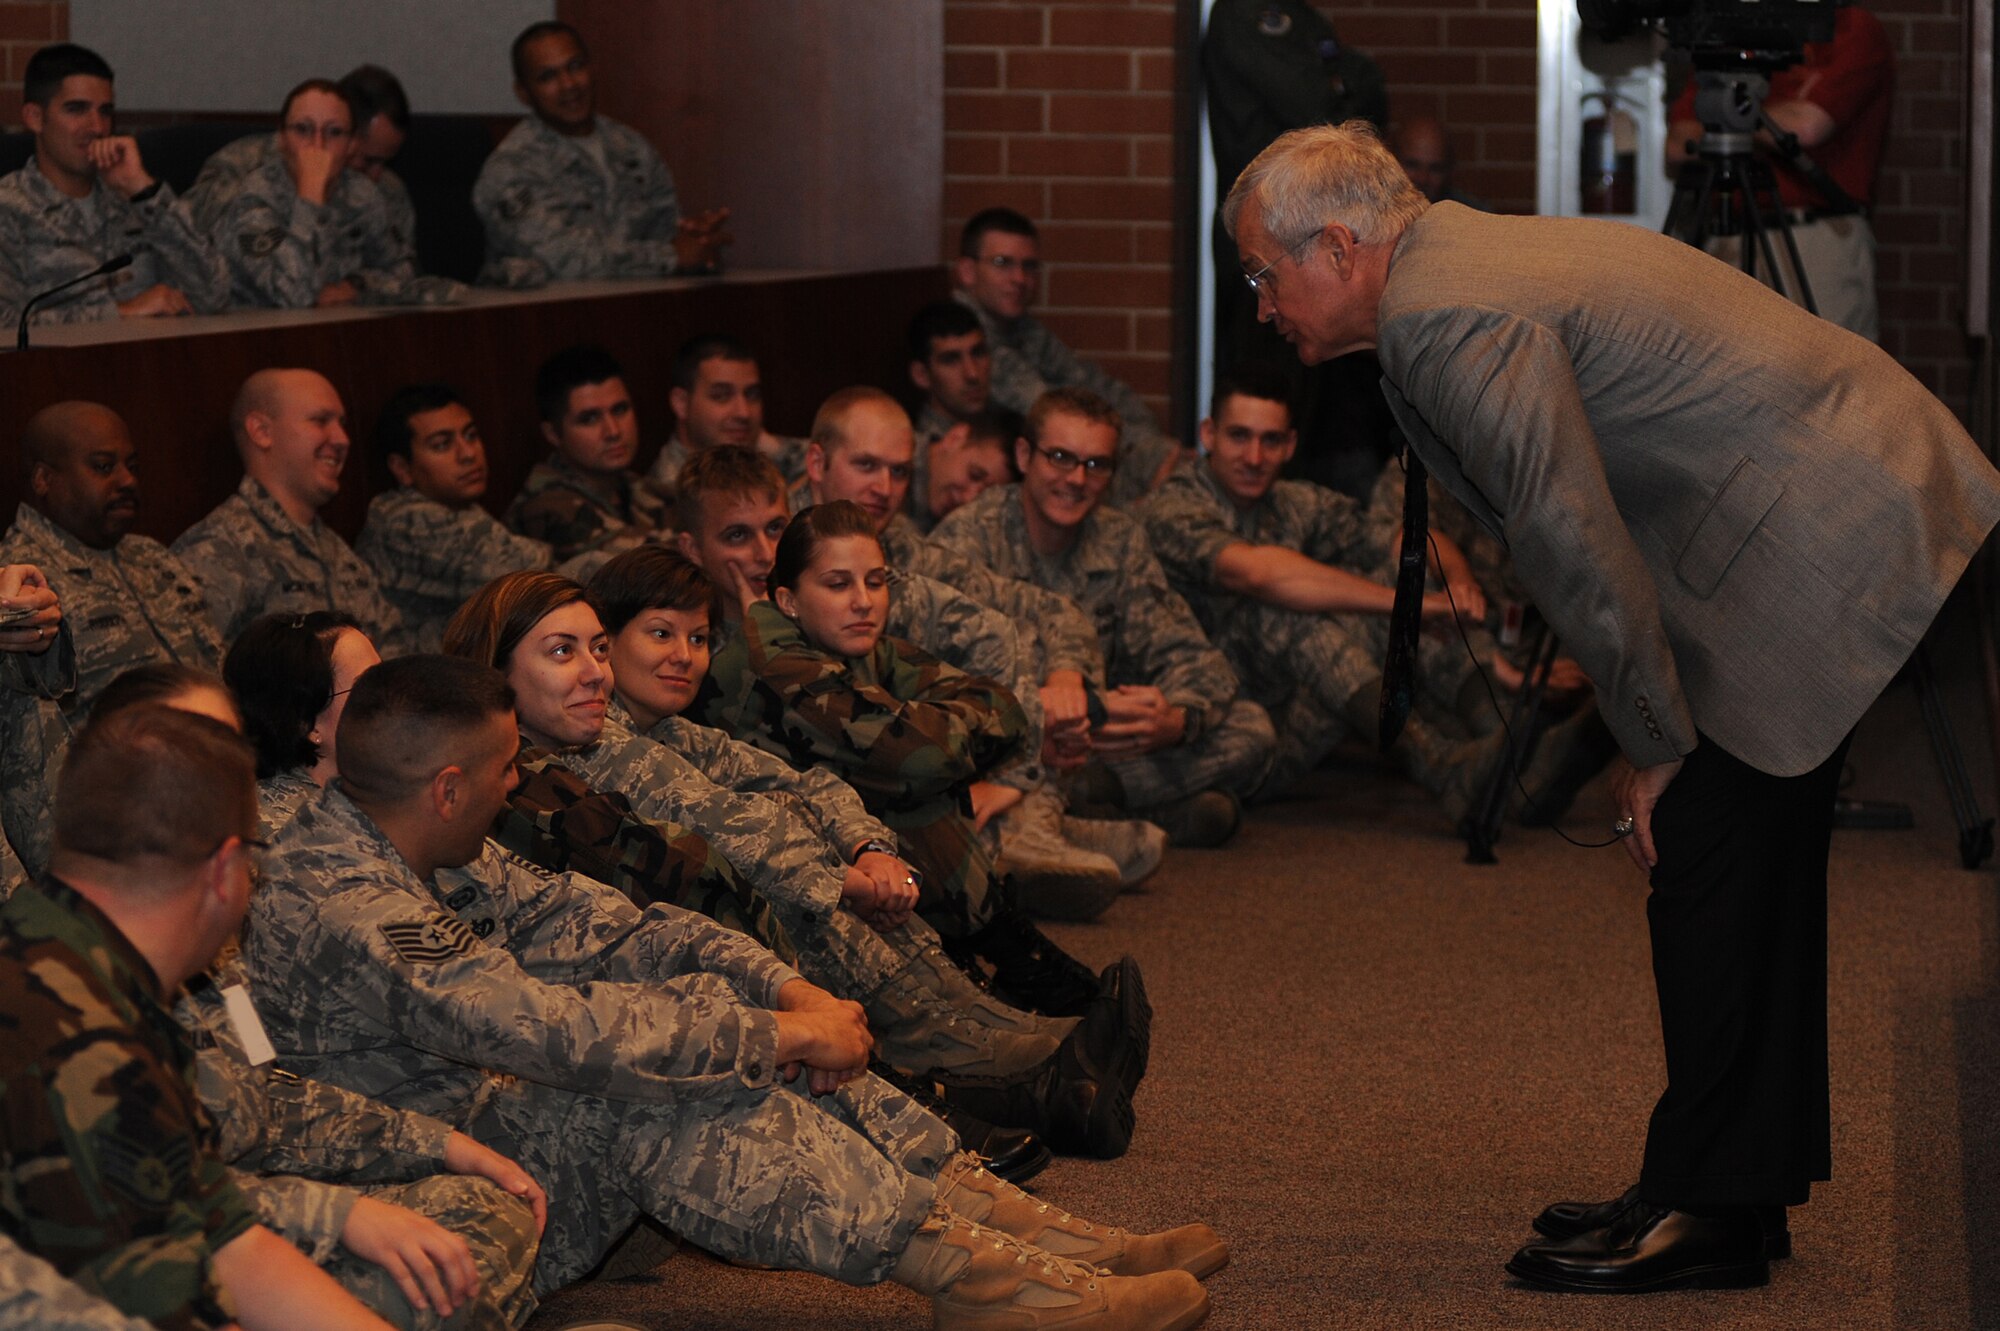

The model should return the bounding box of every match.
[942,0,1184,429]
[0,0,66,126]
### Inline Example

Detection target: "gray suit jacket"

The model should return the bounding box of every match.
[1376,203,2000,776]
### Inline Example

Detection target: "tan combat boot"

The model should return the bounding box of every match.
[869,967,1066,1079]
[998,786,1124,921]
[1059,813,1166,887]
[935,1153,1230,1280]
[903,942,1083,1043]
[892,1204,1211,1330]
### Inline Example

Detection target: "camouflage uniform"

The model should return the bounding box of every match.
[246,784,955,1293]
[356,489,559,654]
[649,432,811,500]
[498,744,798,968]
[933,484,1276,808]
[955,291,1178,508]
[172,476,409,654]
[700,600,1025,938]
[0,877,258,1330]
[0,161,228,327]
[377,167,419,262]
[176,951,538,1330]
[907,401,960,533]
[0,505,223,883]
[0,636,70,896]
[471,116,684,285]
[503,454,671,566]
[257,770,320,841]
[184,134,462,309]
[0,1233,160,1330]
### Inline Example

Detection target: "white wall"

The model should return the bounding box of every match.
[72,0,551,113]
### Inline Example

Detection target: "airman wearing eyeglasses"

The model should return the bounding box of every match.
[949,208,1183,508]
[931,388,1274,849]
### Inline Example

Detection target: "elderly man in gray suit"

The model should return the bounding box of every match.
[1225,122,2000,1294]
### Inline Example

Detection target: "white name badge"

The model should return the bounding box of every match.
[220,983,278,1066]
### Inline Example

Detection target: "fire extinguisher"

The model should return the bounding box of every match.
[1579,91,1638,214]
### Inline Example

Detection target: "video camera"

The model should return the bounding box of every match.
[1578,0,1843,70]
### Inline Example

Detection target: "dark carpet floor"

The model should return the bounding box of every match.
[526,615,2000,1331]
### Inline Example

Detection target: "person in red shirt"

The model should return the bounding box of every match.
[1666,5,1893,340]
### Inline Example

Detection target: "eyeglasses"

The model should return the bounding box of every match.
[982,254,1042,276]
[1242,231,1319,295]
[1028,442,1117,476]
[216,835,273,884]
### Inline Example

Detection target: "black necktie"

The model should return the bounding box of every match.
[1379,448,1428,751]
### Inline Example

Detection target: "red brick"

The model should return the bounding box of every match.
[1134,312,1171,352]
[1048,265,1172,310]
[1373,50,1479,90]
[1007,49,1131,91]
[1481,125,1536,163]
[1039,220,1135,262]
[947,92,1046,134]
[1878,286,1942,323]
[1873,210,1941,245]
[1904,16,1968,53]
[946,50,1002,89]
[1134,224,1172,263]
[1008,134,1132,177]
[1136,52,1174,91]
[1905,248,1969,285]
[1133,137,1173,179]
[1049,92,1170,134]
[1872,249,1905,283]
[1335,15,1442,50]
[1392,90,1445,125]
[1903,170,1965,209]
[1091,353,1170,396]
[1905,94,1962,132]
[1039,310,1132,350]
[0,88,19,127]
[0,4,54,42]
[1482,51,1538,89]
[944,178,1048,222]
[1900,324,1975,361]
[946,5,1046,47]
[1051,178,1172,220]
[1446,14,1536,48]
[1881,135,1943,170]
[1445,89,1536,128]
[1050,5,1174,46]
[947,133,1005,176]
[46,0,58,38]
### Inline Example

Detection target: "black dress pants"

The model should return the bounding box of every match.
[1637,730,1851,1209]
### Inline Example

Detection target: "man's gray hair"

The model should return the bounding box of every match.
[1222,120,1429,249]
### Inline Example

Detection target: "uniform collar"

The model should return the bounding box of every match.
[19,873,169,1005]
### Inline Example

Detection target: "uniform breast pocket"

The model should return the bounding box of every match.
[1673,456,1785,598]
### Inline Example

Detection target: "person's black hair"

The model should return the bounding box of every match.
[338,64,410,133]
[223,611,362,779]
[1209,361,1297,424]
[669,334,755,393]
[23,44,112,108]
[905,300,983,365]
[374,384,465,464]
[959,206,1038,258]
[511,20,588,82]
[534,344,625,426]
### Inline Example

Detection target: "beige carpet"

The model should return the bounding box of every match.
[527,613,2000,1331]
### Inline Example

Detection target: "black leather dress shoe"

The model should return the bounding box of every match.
[1534,1186,1792,1258]
[1506,1203,1769,1293]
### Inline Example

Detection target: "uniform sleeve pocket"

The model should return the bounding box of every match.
[1674,456,1785,598]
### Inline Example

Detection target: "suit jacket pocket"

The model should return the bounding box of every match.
[1674,456,1784,598]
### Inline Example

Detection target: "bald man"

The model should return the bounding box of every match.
[0,402,225,887]
[173,369,408,652]
[1389,116,1486,210]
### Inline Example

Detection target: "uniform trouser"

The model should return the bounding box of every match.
[880,799,1000,939]
[1636,731,1849,1209]
[323,1177,541,1330]
[465,1069,958,1295]
[775,896,951,999]
[1706,214,1878,343]
[1105,696,1276,809]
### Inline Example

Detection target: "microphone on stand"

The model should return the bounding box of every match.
[16,253,133,350]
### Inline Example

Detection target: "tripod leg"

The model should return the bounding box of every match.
[1910,644,1995,869]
